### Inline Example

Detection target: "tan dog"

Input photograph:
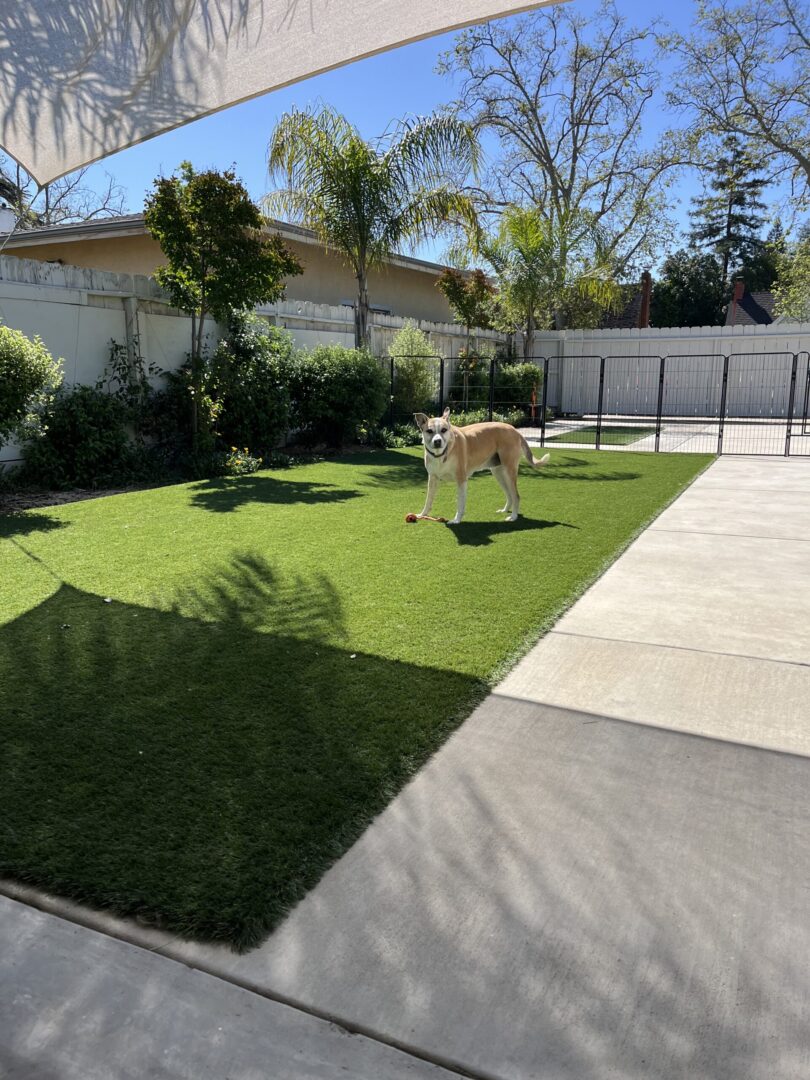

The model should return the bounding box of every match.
[414,407,550,524]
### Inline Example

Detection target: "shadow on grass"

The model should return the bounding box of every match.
[188,474,363,513]
[0,558,482,952]
[0,513,67,540]
[448,517,579,548]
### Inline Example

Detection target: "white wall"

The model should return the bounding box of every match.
[0,257,504,465]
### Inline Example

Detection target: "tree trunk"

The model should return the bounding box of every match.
[190,311,200,452]
[525,309,538,358]
[355,269,370,351]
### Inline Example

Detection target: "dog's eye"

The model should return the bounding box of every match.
[440,427,448,433]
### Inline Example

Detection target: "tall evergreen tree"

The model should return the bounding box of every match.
[688,136,770,286]
[650,249,725,328]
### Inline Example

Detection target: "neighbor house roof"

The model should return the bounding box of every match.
[0,212,451,279]
[725,289,775,327]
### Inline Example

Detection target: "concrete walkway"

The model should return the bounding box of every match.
[4,456,810,1079]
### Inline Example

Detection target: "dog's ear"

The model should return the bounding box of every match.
[442,407,451,421]
[414,412,428,429]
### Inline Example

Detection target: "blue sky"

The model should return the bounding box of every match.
[71,1,713,267]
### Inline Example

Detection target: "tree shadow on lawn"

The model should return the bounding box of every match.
[0,557,482,952]
[0,512,67,540]
[188,474,363,513]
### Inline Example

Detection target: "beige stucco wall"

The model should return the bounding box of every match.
[7,232,456,324]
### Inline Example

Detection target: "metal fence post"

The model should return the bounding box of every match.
[654,355,666,454]
[438,357,445,415]
[801,354,810,436]
[540,357,549,448]
[389,356,395,427]
[595,356,606,450]
[785,353,799,457]
[717,355,730,455]
[488,358,495,421]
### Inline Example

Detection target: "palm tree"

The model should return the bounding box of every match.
[266,106,480,349]
[481,206,621,355]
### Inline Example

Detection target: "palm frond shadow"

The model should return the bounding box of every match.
[0,553,482,951]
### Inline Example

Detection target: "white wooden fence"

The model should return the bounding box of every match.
[0,256,502,465]
[534,325,810,418]
[4,254,810,466]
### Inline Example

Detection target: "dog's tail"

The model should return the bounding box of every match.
[520,434,550,469]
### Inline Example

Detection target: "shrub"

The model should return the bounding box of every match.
[20,385,153,489]
[388,322,439,416]
[492,361,543,409]
[210,315,294,454]
[0,326,62,445]
[448,359,543,415]
[210,447,264,476]
[289,346,389,447]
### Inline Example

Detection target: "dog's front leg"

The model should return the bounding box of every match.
[447,481,467,525]
[417,474,439,519]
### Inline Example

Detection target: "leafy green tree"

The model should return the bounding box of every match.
[773,228,810,320]
[144,162,302,446]
[436,268,494,352]
[480,207,621,354]
[742,222,785,292]
[650,249,726,327]
[688,136,770,285]
[266,106,480,349]
[0,325,62,445]
[388,323,439,416]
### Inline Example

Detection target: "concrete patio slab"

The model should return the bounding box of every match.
[499,632,810,754]
[553,528,810,664]
[694,455,810,491]
[648,484,810,541]
[0,896,461,1080]
[146,697,810,1080]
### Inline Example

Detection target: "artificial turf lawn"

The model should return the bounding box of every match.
[546,425,654,446]
[0,448,711,949]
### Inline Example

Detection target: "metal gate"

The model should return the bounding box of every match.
[378,351,810,455]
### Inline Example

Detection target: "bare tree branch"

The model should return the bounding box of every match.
[666,0,810,207]
[439,0,684,275]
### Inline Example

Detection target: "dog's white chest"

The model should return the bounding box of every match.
[425,452,455,479]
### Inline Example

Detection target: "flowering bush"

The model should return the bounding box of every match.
[213,447,263,476]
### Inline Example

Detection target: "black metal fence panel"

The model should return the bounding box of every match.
[376,350,810,456]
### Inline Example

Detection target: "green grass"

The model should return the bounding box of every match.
[0,448,711,950]
[546,424,655,446]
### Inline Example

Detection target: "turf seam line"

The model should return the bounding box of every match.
[547,630,810,669]
[0,885,502,1080]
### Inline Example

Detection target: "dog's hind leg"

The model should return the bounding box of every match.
[491,465,513,514]
[504,465,520,521]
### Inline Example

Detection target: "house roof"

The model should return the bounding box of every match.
[0,212,452,279]
[599,289,644,330]
[725,290,775,327]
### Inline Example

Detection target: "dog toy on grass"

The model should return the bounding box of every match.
[405,513,448,523]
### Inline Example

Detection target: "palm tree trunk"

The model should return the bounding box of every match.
[355,270,370,351]
[525,309,537,358]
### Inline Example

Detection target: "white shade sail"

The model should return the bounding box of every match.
[0,0,563,187]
